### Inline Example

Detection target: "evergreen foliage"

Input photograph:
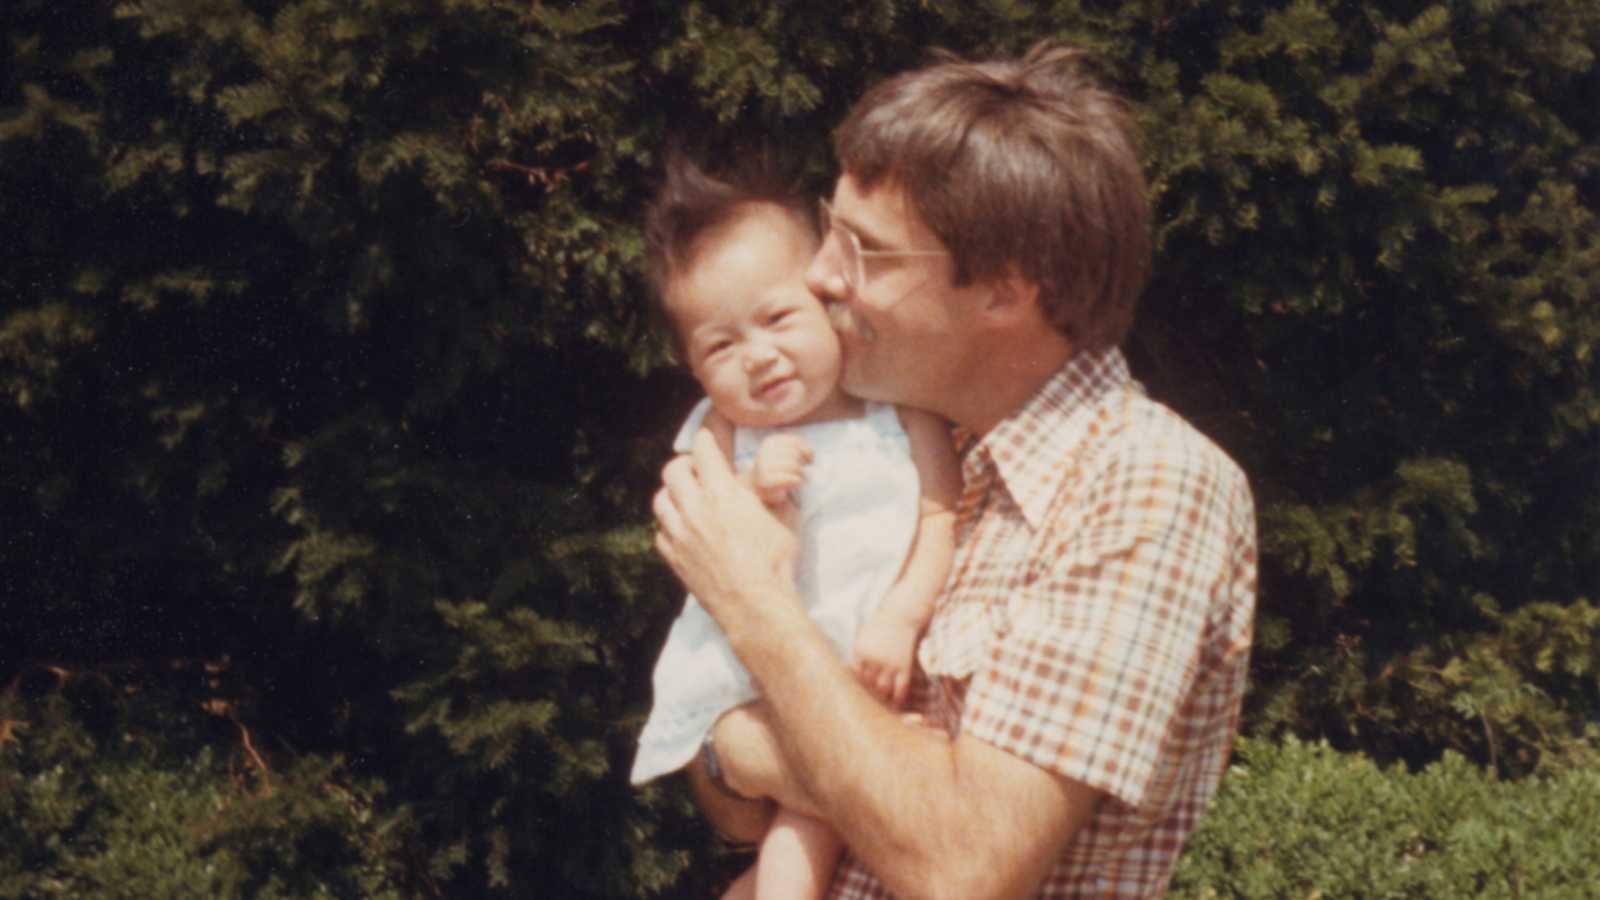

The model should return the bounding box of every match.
[3,0,1597,894]
[1169,736,1600,897]
[2,667,408,898]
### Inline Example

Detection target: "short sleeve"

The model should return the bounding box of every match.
[671,397,715,453]
[960,433,1246,811]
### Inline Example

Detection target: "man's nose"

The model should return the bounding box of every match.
[804,240,850,304]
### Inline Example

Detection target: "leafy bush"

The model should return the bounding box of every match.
[1,669,408,899]
[1170,736,1600,898]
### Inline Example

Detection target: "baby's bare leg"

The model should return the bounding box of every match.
[754,807,843,900]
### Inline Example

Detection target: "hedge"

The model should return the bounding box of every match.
[3,0,1596,894]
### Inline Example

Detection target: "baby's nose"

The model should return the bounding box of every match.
[742,341,779,371]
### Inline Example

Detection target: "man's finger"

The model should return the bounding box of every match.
[659,454,707,526]
[661,453,697,493]
[690,429,741,492]
[651,486,680,536]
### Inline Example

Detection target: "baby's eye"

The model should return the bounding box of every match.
[768,308,795,324]
[703,340,732,358]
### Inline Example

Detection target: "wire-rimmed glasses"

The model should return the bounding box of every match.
[818,198,949,291]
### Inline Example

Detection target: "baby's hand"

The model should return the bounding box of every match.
[852,616,920,708]
[751,434,812,507]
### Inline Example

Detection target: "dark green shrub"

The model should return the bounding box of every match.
[1170,736,1600,898]
[1,670,408,899]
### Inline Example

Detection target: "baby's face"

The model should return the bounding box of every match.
[667,203,851,429]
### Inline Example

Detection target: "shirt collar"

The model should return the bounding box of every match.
[959,348,1135,529]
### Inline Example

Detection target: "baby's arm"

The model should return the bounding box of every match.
[852,407,960,707]
[700,408,811,512]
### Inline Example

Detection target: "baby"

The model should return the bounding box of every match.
[630,151,959,900]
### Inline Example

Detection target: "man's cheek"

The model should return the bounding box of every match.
[826,301,877,343]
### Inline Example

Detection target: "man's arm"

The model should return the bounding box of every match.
[654,432,1102,900]
[718,669,1100,900]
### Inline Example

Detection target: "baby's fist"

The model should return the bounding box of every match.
[852,617,920,708]
[752,434,812,506]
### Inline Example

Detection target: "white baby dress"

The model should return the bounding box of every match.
[630,397,921,784]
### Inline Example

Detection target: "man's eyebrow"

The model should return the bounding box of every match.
[830,204,893,251]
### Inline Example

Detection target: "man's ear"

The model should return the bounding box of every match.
[981,265,1042,325]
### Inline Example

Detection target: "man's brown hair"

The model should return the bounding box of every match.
[835,42,1151,351]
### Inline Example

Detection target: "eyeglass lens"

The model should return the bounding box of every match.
[819,198,863,289]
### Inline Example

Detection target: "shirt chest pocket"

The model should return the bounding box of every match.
[993,500,1091,639]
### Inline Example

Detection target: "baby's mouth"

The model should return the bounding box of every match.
[755,375,797,399]
[826,302,876,343]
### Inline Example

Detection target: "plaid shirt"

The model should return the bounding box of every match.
[829,349,1257,898]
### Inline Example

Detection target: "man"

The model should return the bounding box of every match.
[653,42,1257,899]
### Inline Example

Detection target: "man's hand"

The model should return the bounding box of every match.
[851,614,920,708]
[751,434,812,507]
[653,430,801,628]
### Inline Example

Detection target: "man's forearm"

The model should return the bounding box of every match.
[715,586,1098,900]
[717,594,966,892]
[739,617,937,841]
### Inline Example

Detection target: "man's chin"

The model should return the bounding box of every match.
[841,372,893,405]
[839,356,883,400]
